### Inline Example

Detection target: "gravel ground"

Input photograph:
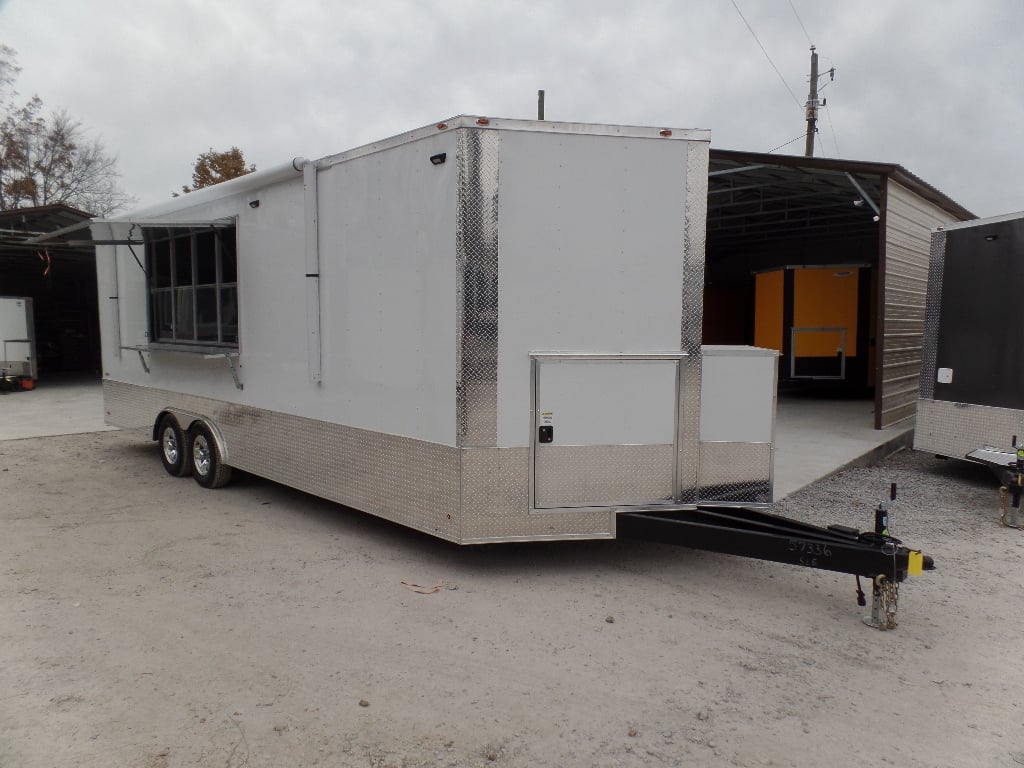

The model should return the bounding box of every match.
[2,430,1023,768]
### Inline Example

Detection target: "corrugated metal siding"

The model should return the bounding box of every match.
[879,181,960,427]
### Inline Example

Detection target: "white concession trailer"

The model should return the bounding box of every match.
[90,116,778,543]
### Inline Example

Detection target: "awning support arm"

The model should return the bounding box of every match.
[224,354,243,390]
[135,349,150,374]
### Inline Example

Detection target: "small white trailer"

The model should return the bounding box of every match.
[916,211,1024,462]
[0,296,37,389]
[86,116,780,543]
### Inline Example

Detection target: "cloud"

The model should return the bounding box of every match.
[2,0,1022,216]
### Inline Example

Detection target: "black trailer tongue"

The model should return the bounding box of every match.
[617,484,933,630]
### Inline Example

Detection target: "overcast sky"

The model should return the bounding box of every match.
[2,0,1021,217]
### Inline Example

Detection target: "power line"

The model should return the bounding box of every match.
[823,104,840,156]
[730,0,803,111]
[788,0,813,47]
[767,133,807,154]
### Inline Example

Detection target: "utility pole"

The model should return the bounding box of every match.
[804,46,818,157]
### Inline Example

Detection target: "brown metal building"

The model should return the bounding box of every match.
[704,150,974,429]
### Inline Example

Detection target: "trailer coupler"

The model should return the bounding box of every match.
[616,501,933,629]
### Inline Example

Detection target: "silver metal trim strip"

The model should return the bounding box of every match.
[679,140,710,504]
[455,128,500,447]
[919,229,946,400]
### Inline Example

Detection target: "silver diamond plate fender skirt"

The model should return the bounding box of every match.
[105,380,616,543]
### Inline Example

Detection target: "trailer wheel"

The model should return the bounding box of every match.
[188,423,232,489]
[158,415,191,477]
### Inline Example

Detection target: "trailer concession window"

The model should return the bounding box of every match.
[530,353,684,511]
[144,223,239,349]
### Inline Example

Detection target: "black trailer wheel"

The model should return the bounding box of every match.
[188,423,232,489]
[158,415,191,477]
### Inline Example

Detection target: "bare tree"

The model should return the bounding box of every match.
[0,43,20,103]
[0,47,134,216]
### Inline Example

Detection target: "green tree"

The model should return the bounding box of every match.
[179,147,255,194]
[0,46,134,216]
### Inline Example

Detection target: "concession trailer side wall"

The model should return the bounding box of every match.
[92,116,776,544]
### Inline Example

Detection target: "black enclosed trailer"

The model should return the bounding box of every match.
[916,211,1024,460]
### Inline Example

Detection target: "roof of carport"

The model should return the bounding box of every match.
[707,149,975,246]
[0,204,94,256]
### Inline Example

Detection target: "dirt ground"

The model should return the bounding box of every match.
[2,429,1023,768]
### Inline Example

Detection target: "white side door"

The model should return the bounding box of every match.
[531,353,684,510]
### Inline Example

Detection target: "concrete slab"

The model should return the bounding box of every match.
[773,393,912,499]
[0,375,116,441]
[0,378,911,502]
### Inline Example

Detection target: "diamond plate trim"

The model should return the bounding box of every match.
[678,140,710,504]
[698,441,773,505]
[456,128,500,448]
[534,444,675,508]
[104,380,619,544]
[914,398,1024,458]
[103,379,157,428]
[104,380,462,541]
[919,230,946,400]
[682,140,709,355]
[460,447,614,542]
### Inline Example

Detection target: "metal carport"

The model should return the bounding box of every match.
[704,150,974,429]
[0,204,101,377]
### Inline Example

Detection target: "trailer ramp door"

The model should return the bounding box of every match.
[531,354,683,510]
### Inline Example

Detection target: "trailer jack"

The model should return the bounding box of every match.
[617,485,934,630]
[858,574,901,630]
[966,435,1024,529]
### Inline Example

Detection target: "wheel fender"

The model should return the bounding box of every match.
[152,411,174,441]
[154,408,231,465]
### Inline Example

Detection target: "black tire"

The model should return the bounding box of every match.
[188,423,232,489]
[157,415,191,477]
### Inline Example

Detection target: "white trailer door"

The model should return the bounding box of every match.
[531,354,683,510]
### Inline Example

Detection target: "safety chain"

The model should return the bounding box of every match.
[999,486,1023,529]
[877,576,899,630]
